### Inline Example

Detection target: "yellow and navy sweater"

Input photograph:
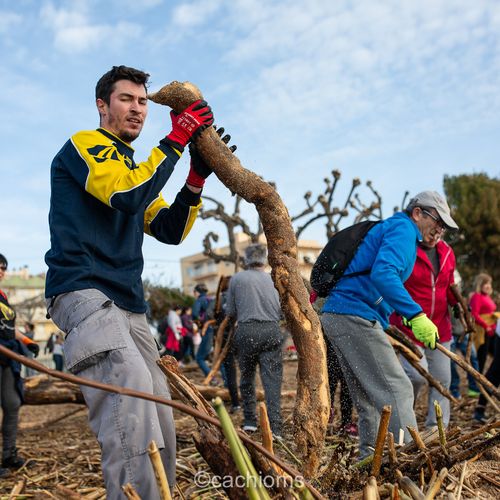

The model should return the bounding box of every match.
[45,128,201,313]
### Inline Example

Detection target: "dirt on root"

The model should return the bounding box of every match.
[0,357,499,499]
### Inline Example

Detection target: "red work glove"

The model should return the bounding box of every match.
[186,126,237,188]
[165,100,214,151]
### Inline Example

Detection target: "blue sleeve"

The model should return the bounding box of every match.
[192,296,207,321]
[370,222,423,319]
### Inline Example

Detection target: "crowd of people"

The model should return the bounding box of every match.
[0,64,497,498]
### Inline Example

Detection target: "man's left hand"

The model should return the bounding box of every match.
[27,342,40,358]
[186,126,237,188]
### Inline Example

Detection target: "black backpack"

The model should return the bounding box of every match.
[310,220,381,297]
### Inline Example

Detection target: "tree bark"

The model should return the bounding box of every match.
[149,82,330,475]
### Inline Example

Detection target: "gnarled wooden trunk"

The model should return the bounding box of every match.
[149,82,329,475]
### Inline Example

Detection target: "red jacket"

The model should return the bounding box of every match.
[390,240,457,345]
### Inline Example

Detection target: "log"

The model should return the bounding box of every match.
[24,374,85,404]
[23,374,296,405]
[149,81,330,475]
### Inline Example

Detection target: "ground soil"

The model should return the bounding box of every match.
[0,357,498,499]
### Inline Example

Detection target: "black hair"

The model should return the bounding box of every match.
[95,65,150,105]
[194,283,208,294]
[0,254,7,268]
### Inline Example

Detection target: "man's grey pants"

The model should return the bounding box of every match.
[48,289,176,500]
[400,341,452,428]
[235,321,283,435]
[321,313,417,458]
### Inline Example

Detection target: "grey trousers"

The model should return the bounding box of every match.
[0,365,21,456]
[321,313,417,458]
[48,289,176,500]
[235,321,283,435]
[400,341,452,428]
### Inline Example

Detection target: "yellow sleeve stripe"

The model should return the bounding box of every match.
[180,201,202,242]
[71,132,169,207]
[144,194,169,236]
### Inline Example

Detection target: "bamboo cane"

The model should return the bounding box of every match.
[454,461,467,500]
[424,467,448,500]
[433,401,448,458]
[387,432,398,467]
[203,320,234,385]
[7,479,25,499]
[395,346,458,404]
[259,402,274,455]
[122,483,141,500]
[147,440,172,500]
[371,405,392,477]
[398,475,425,500]
[477,382,500,413]
[363,476,380,500]
[407,426,434,475]
[386,327,423,359]
[388,336,421,362]
[294,479,315,500]
[434,343,500,400]
[213,397,271,500]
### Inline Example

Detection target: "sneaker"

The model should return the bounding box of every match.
[467,389,480,398]
[2,449,25,469]
[230,405,241,414]
[242,425,258,433]
[341,423,359,437]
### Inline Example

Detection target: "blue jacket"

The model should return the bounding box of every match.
[322,212,423,328]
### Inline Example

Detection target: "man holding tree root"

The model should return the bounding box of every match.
[44,65,217,499]
[320,191,459,459]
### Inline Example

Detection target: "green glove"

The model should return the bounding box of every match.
[407,314,439,349]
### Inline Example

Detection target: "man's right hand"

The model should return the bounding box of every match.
[165,100,214,151]
[408,314,439,349]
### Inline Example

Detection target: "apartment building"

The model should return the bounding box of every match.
[1,267,55,340]
[180,232,322,295]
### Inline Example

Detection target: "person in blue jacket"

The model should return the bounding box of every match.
[321,191,458,459]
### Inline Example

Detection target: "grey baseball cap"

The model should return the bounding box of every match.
[407,191,459,230]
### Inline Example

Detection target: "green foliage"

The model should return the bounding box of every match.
[444,173,500,289]
[144,280,194,322]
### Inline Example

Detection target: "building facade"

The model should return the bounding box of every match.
[180,233,322,295]
[1,267,56,340]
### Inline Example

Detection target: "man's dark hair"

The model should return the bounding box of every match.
[95,65,150,104]
[0,254,7,268]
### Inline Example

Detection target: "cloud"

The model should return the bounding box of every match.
[40,1,143,53]
[171,0,224,27]
[0,10,22,33]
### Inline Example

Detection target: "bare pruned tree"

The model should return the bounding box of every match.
[199,193,264,271]
[292,170,384,240]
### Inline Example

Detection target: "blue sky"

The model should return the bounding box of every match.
[1,0,499,287]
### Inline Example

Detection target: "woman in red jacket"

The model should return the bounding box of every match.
[390,222,457,429]
[470,273,497,373]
